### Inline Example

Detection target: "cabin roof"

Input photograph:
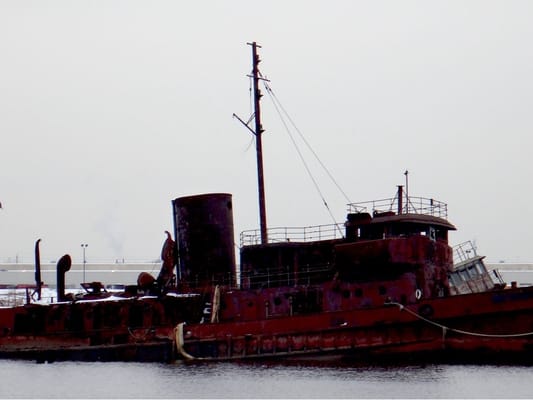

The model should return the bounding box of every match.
[362,213,456,230]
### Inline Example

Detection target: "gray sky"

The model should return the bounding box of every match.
[1,1,532,264]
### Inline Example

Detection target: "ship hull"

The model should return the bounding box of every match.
[177,286,533,363]
[0,287,531,363]
[0,294,204,363]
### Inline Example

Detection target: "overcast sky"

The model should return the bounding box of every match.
[1,1,532,265]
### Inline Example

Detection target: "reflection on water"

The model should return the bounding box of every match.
[0,359,531,399]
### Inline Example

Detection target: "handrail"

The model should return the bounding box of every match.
[240,223,344,247]
[347,196,448,219]
[239,262,334,289]
[452,241,479,265]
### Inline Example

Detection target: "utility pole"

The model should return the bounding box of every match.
[81,243,88,283]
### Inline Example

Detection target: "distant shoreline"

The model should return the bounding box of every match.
[1,262,533,271]
[0,262,531,289]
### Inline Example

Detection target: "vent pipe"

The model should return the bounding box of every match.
[56,254,72,302]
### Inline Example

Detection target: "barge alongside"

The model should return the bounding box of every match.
[1,42,533,363]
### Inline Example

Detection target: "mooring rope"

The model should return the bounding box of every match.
[174,323,196,360]
[389,301,533,338]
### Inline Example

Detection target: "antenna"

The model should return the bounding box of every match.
[233,42,270,245]
[404,170,409,213]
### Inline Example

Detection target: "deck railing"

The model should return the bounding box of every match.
[0,289,27,307]
[240,223,344,247]
[453,241,479,265]
[240,196,448,247]
[239,263,334,288]
[347,196,448,219]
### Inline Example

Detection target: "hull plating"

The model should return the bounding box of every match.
[178,287,533,362]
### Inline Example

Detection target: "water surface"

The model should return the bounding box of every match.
[0,360,531,399]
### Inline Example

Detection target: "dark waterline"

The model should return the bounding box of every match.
[0,359,531,399]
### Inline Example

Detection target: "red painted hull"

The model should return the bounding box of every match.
[0,295,204,362]
[178,286,533,362]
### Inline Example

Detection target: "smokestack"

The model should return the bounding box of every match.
[173,193,236,288]
[397,185,404,215]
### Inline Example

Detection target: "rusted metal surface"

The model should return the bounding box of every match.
[1,186,531,365]
[179,286,533,362]
[173,193,236,288]
[173,194,533,363]
[0,293,205,362]
[2,192,531,364]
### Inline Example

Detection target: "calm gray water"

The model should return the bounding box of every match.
[0,360,531,399]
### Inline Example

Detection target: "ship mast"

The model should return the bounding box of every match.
[234,42,269,244]
[250,42,268,244]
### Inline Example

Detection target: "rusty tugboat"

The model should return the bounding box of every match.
[1,42,533,364]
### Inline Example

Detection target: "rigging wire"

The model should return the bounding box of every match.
[249,75,254,116]
[244,136,255,153]
[261,80,344,237]
[261,76,352,205]
[239,75,256,154]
